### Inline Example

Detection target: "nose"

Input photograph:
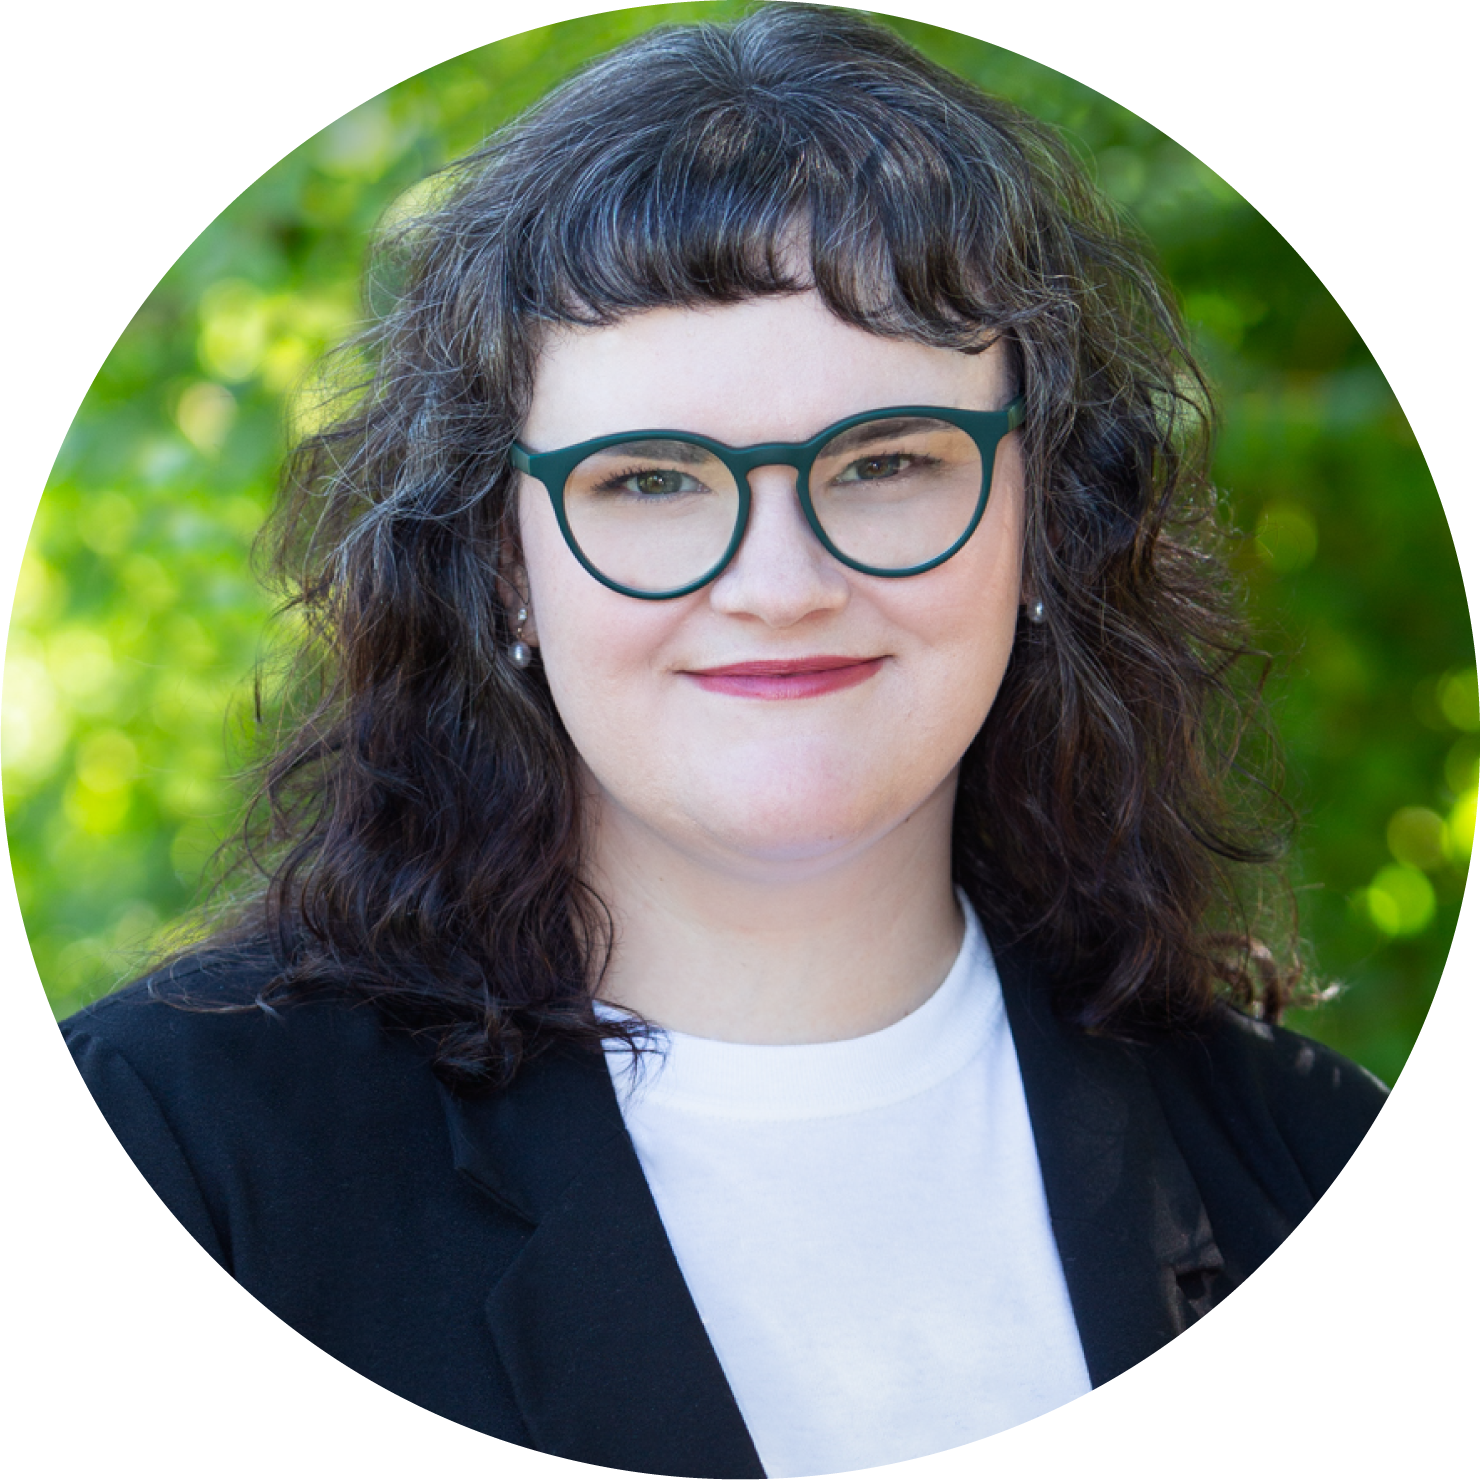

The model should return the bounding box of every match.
[707,464,850,626]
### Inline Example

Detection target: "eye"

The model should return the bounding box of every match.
[633,469,687,496]
[836,450,944,485]
[596,467,706,498]
[847,453,909,482]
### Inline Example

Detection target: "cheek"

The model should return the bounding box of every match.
[542,617,660,733]
[889,599,1019,784]
[528,577,664,730]
[518,484,680,751]
[900,476,1025,719]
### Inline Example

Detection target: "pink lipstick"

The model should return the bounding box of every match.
[684,655,885,700]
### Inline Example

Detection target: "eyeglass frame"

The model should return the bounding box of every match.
[509,397,1027,600]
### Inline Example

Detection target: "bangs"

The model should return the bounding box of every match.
[491,70,1036,350]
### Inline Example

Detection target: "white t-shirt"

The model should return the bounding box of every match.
[602,903,1091,1478]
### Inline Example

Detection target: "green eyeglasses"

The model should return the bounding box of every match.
[511,398,1025,600]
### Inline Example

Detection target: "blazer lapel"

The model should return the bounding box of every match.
[442,1049,765,1479]
[995,943,1233,1387]
[440,949,1226,1461]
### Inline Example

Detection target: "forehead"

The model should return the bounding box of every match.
[523,293,1011,449]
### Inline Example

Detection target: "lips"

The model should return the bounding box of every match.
[683,655,886,700]
[691,656,873,676]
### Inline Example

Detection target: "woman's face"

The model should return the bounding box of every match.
[516,292,1025,879]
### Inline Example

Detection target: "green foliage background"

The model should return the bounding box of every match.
[5,3,1470,1087]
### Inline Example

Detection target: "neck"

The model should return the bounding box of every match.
[585,777,965,1044]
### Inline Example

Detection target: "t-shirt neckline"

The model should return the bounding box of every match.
[600,898,1004,1122]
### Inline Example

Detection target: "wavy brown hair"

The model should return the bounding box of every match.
[194,4,1297,1084]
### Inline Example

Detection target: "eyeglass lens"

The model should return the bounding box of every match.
[561,416,985,594]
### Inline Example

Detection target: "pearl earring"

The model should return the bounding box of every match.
[509,604,533,668]
[1027,598,1046,625]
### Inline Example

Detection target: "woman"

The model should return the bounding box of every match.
[62,7,1386,1476]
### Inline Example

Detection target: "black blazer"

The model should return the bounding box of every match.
[62,941,1386,1478]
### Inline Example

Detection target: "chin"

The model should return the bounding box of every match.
[699,824,885,874]
[684,771,908,870]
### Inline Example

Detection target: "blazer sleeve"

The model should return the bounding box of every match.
[64,1022,230,1269]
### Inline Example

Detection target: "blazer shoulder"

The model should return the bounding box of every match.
[64,940,283,1024]
[1136,1006,1388,1212]
[62,942,387,1084]
[61,942,443,1194]
[59,945,292,1266]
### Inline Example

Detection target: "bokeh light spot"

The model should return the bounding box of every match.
[198,281,269,383]
[2,640,70,790]
[1386,806,1446,871]
[1361,864,1436,937]
[175,382,238,455]
[75,731,140,794]
[45,628,116,705]
[1439,667,1480,732]
[63,777,132,837]
[76,491,140,558]
[120,553,179,611]
[1445,789,1477,865]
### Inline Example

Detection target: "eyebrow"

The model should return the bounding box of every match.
[585,438,717,465]
[575,416,952,463]
[817,417,945,455]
